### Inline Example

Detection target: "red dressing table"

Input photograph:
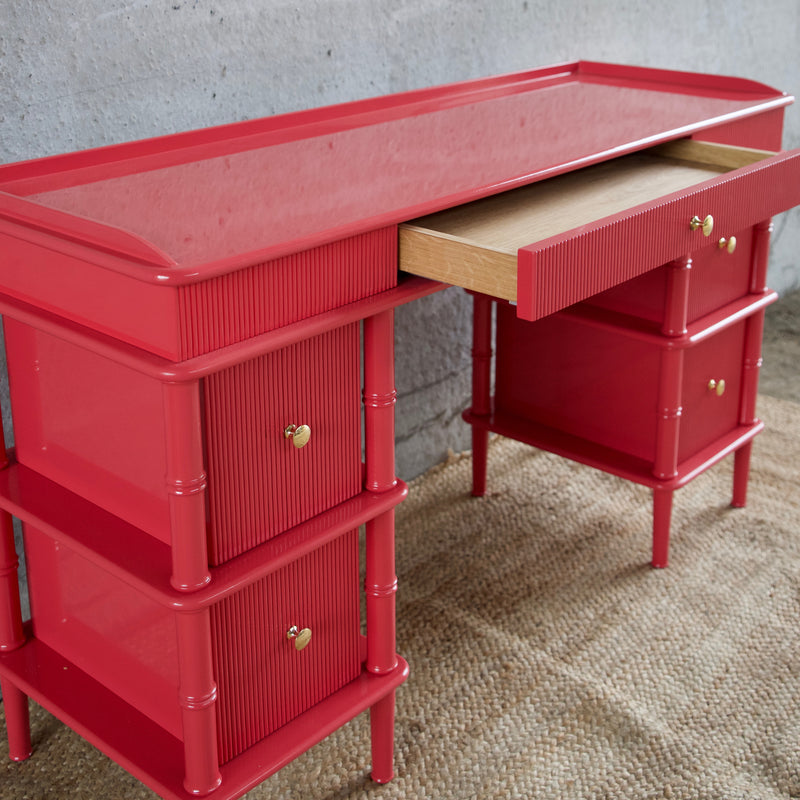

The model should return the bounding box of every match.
[0,61,798,798]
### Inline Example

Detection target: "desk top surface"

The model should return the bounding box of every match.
[0,61,791,280]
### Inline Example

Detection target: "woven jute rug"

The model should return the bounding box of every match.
[2,393,799,799]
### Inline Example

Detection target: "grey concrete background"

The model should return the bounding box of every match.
[1,0,799,482]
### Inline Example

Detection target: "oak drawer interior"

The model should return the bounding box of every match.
[398,140,774,302]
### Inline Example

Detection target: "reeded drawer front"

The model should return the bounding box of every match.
[494,304,744,467]
[399,141,800,321]
[204,324,362,565]
[210,529,361,764]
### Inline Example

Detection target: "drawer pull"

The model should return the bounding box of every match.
[283,423,311,448]
[286,625,312,651]
[690,214,714,236]
[717,236,737,254]
[707,378,726,396]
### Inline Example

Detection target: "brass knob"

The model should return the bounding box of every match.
[284,423,311,448]
[690,214,714,236]
[717,236,737,254]
[286,625,312,651]
[707,378,726,396]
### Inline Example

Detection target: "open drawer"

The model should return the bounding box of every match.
[399,140,800,321]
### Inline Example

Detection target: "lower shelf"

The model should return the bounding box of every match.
[464,408,763,490]
[0,630,409,800]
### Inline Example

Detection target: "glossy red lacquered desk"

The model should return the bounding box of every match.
[0,61,799,798]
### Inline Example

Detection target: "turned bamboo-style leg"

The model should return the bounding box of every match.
[733,308,765,509]
[651,488,674,570]
[733,219,773,509]
[368,691,396,783]
[650,257,691,568]
[0,677,31,762]
[363,310,399,784]
[652,344,685,569]
[0,508,31,762]
[162,380,222,796]
[732,443,753,509]
[0,400,31,763]
[470,293,493,497]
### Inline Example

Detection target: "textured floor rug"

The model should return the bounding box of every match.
[2,392,799,799]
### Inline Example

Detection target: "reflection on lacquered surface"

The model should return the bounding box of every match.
[10,68,785,270]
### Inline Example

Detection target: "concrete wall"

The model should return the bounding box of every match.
[2,0,799,480]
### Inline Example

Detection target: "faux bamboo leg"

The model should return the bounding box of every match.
[652,346,684,568]
[732,442,753,508]
[0,677,31,761]
[733,219,772,509]
[470,293,493,497]
[732,309,765,509]
[651,488,673,569]
[363,310,399,783]
[369,691,396,784]
[162,380,221,796]
[0,508,31,762]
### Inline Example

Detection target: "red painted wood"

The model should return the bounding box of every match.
[0,224,396,361]
[517,149,800,321]
[0,64,791,357]
[4,318,173,545]
[0,275,444,385]
[162,381,210,591]
[363,312,397,494]
[0,63,788,277]
[691,107,787,151]
[750,219,773,294]
[654,347,684,481]
[651,489,673,569]
[0,502,30,762]
[211,530,361,763]
[582,242,753,333]
[0,512,24,653]
[739,310,765,428]
[0,61,795,798]
[0,626,407,800]
[496,297,767,468]
[469,293,493,497]
[0,678,31,761]
[0,224,184,359]
[363,309,400,782]
[175,611,222,795]
[177,228,397,359]
[732,442,753,508]
[678,325,744,464]
[463,409,763,494]
[662,257,692,336]
[0,456,407,613]
[161,381,221,794]
[22,524,183,739]
[204,325,361,564]
[369,691,397,783]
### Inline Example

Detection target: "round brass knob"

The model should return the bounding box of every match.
[690,214,714,237]
[283,423,311,448]
[707,378,726,396]
[717,236,737,254]
[286,625,312,651]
